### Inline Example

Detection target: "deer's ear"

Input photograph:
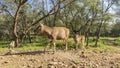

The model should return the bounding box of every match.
[40,23,43,27]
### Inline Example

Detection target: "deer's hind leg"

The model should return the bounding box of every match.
[63,39,68,51]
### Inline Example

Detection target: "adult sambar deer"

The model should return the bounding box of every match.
[34,23,70,53]
[73,33,85,50]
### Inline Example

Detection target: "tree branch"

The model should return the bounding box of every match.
[24,0,76,35]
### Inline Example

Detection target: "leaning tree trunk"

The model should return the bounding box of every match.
[13,0,27,47]
[13,5,22,47]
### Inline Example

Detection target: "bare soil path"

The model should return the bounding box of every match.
[0,50,120,68]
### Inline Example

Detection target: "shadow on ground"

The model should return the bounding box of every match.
[2,50,51,56]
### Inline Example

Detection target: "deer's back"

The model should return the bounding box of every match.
[51,27,69,39]
[74,35,85,43]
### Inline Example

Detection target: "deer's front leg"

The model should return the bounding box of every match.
[64,39,68,51]
[44,40,52,53]
[52,38,56,53]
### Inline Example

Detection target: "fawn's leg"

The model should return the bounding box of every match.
[76,42,79,50]
[81,40,85,50]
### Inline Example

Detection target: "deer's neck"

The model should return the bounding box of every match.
[43,25,53,35]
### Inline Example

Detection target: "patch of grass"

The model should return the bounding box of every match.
[0,41,9,53]
[114,38,120,46]
[0,37,120,53]
[0,48,8,53]
[100,37,109,44]
[15,46,44,52]
[0,41,45,53]
[0,41,9,48]
[16,41,46,52]
[87,42,120,52]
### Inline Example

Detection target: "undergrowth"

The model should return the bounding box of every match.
[0,37,120,53]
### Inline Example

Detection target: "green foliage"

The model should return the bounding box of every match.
[0,41,9,48]
[114,38,120,46]
[88,43,120,52]
[111,21,120,37]
[15,44,44,52]
[0,0,120,49]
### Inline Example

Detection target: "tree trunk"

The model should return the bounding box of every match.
[13,0,75,46]
[53,13,57,26]
[86,22,92,47]
[94,22,103,47]
[13,5,22,47]
[86,32,89,47]
[13,0,27,47]
[27,32,32,43]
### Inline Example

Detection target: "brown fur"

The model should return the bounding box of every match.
[73,34,85,49]
[34,23,70,53]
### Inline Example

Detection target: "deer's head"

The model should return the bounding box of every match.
[34,23,44,33]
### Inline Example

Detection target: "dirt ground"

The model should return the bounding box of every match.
[0,50,120,68]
